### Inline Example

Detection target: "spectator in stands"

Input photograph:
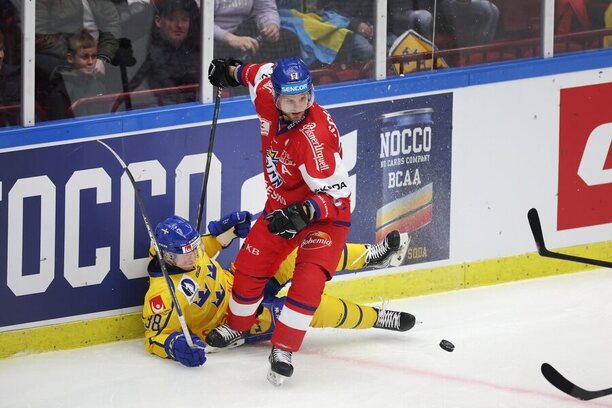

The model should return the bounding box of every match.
[276,1,352,67]
[45,30,108,120]
[35,0,121,83]
[0,29,20,126]
[110,0,155,42]
[388,0,433,42]
[128,0,200,106]
[214,0,300,62]
[0,0,21,66]
[555,0,591,35]
[281,1,432,67]
[425,0,499,47]
[317,0,375,63]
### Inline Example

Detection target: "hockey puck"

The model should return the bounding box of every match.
[439,340,454,352]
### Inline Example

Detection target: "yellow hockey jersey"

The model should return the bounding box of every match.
[143,235,372,359]
[143,235,232,359]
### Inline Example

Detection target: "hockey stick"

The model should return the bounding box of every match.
[541,363,612,401]
[527,208,612,269]
[195,87,223,232]
[97,140,203,350]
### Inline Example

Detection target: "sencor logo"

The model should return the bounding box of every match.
[558,82,612,230]
[281,83,309,93]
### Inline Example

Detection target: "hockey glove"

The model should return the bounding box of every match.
[208,58,242,88]
[265,202,311,240]
[208,211,252,247]
[208,211,252,238]
[165,332,206,367]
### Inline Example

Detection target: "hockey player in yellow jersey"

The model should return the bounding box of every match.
[143,212,414,367]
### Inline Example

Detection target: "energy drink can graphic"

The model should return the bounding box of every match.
[376,108,434,263]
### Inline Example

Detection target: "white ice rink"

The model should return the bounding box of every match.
[2,268,612,408]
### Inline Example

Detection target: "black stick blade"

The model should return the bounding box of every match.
[527,208,547,254]
[542,363,612,401]
[541,363,581,399]
[527,209,612,268]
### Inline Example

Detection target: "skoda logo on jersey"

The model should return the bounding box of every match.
[179,276,199,302]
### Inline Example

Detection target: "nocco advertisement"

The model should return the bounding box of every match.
[0,92,452,328]
[331,92,453,271]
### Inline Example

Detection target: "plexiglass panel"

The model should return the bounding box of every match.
[1,0,609,124]
[34,0,201,121]
[554,0,612,55]
[219,0,377,95]
[388,0,544,76]
[0,0,21,127]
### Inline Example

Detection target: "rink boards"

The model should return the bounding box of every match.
[0,51,611,357]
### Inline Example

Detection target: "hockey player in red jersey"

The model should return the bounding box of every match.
[207,56,353,385]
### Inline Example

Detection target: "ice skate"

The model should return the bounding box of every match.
[365,231,410,268]
[374,307,416,332]
[267,346,293,386]
[205,323,248,350]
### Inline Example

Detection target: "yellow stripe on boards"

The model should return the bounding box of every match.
[0,313,143,358]
[323,240,611,303]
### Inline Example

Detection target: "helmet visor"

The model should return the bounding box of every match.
[275,91,312,114]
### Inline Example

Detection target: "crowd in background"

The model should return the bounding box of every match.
[0,0,610,126]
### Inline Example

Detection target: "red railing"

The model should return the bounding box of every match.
[66,84,200,116]
[387,28,612,75]
[0,103,48,123]
[0,104,20,114]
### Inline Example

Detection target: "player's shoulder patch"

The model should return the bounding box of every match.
[179,275,200,303]
[148,294,166,313]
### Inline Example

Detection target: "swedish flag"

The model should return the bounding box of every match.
[280,9,352,65]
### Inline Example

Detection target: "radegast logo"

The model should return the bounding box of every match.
[301,231,333,250]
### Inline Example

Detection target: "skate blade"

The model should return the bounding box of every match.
[205,339,245,353]
[390,233,410,267]
[267,369,289,387]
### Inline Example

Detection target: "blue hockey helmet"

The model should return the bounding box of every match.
[155,215,200,255]
[271,57,314,112]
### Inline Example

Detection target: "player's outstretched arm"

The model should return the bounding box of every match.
[208,58,242,88]
[208,211,252,249]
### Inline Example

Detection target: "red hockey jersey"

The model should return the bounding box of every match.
[236,62,351,223]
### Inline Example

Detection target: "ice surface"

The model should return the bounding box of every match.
[2,269,612,408]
